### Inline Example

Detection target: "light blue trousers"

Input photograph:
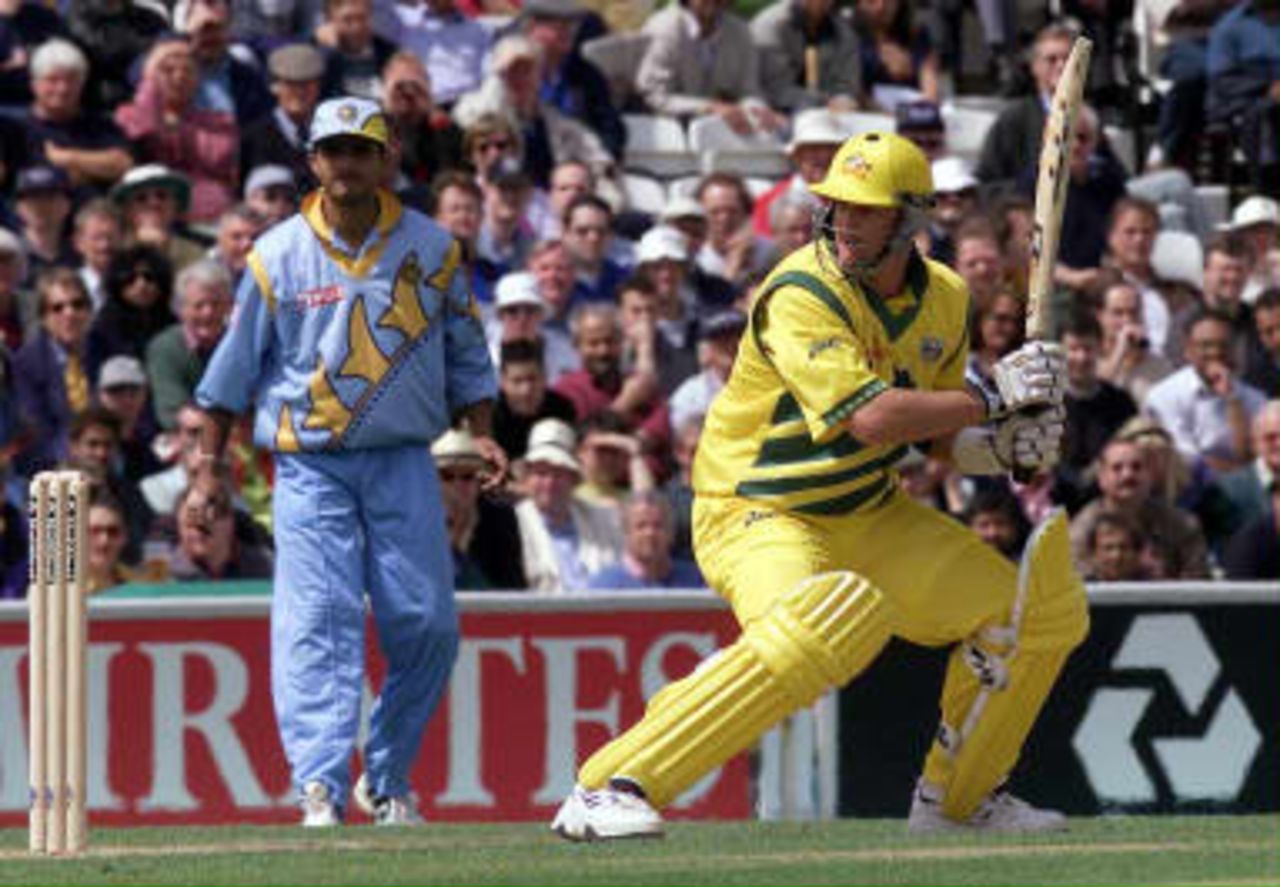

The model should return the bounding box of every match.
[271,446,457,807]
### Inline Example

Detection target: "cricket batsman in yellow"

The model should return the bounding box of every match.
[551,131,1088,840]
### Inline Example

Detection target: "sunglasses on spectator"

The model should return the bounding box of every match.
[477,139,513,153]
[129,268,160,284]
[48,298,91,315]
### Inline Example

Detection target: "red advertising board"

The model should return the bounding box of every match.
[0,594,749,825]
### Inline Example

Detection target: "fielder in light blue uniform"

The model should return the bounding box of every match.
[194,97,504,824]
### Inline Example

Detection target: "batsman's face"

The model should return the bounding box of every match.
[830,202,898,271]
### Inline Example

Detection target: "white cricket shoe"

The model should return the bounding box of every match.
[551,784,664,842]
[300,781,340,828]
[907,780,1067,834]
[353,773,423,826]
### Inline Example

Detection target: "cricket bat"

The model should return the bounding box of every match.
[1025,36,1092,341]
[1014,36,1091,484]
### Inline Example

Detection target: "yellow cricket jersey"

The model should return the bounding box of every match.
[693,242,971,515]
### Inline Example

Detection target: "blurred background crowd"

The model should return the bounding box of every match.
[0,0,1275,595]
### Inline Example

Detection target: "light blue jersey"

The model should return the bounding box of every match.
[194,186,495,810]
[197,189,496,449]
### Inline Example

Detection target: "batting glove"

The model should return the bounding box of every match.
[988,342,1067,417]
[951,407,1066,476]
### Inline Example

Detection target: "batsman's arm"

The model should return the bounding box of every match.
[844,388,987,447]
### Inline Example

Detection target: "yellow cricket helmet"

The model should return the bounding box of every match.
[809,131,933,207]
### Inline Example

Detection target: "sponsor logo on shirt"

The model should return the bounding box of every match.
[296,285,344,309]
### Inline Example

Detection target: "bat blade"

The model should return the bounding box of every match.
[1025,37,1092,342]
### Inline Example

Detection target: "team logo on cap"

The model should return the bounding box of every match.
[844,154,873,179]
[337,103,358,122]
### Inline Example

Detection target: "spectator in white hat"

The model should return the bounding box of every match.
[432,427,527,590]
[487,270,578,383]
[514,417,623,592]
[1148,228,1204,360]
[751,110,845,236]
[926,155,978,265]
[1222,197,1280,305]
[244,164,299,226]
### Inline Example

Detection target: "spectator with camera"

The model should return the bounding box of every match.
[1095,281,1175,408]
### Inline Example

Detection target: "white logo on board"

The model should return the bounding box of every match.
[1071,614,1261,804]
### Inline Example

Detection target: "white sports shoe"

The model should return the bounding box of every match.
[551,784,664,842]
[300,781,340,827]
[907,780,1067,834]
[353,773,423,826]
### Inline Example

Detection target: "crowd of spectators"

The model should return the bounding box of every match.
[0,0,1275,597]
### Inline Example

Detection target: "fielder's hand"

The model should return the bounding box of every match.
[989,342,1066,417]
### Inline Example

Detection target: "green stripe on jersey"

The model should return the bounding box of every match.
[792,474,895,515]
[737,445,908,496]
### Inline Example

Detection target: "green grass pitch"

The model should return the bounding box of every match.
[2,816,1277,885]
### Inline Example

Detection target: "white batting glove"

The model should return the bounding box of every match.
[951,407,1066,476]
[989,342,1066,417]
[994,405,1066,472]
